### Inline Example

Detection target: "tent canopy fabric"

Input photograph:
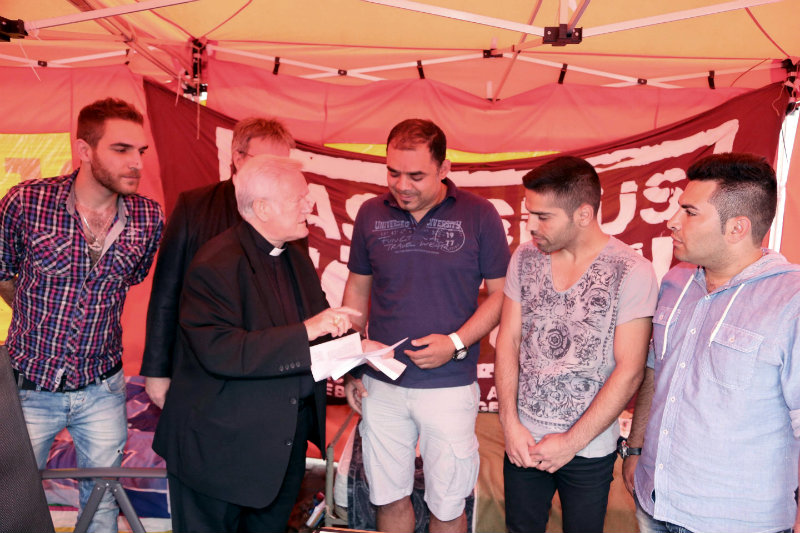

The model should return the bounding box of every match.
[1,0,798,101]
[204,58,762,152]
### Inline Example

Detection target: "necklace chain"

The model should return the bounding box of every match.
[78,205,116,252]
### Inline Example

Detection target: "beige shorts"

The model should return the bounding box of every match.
[359,374,480,521]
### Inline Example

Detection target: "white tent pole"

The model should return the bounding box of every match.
[568,0,592,32]
[491,0,544,102]
[24,0,199,32]
[360,0,546,36]
[48,50,128,65]
[362,0,781,44]
[75,12,182,82]
[559,0,570,25]
[492,0,590,100]
[771,111,799,252]
[0,51,68,67]
[350,53,484,74]
[583,0,782,37]
[514,55,681,88]
[213,44,657,91]
[207,44,384,81]
[603,62,779,86]
[303,71,384,81]
[208,45,334,73]
[647,63,778,83]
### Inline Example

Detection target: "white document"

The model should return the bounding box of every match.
[310,332,407,382]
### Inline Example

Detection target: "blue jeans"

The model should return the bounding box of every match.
[635,497,694,533]
[635,496,793,533]
[19,370,128,533]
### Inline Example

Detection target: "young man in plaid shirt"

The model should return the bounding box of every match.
[0,98,163,532]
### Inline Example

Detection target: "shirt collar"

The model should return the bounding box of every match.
[58,170,79,211]
[382,177,459,210]
[694,249,780,294]
[66,177,130,223]
[245,221,287,256]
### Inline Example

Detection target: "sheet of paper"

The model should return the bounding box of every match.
[310,333,407,382]
[310,332,362,382]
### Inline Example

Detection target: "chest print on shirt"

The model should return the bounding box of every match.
[518,248,630,429]
[373,217,465,254]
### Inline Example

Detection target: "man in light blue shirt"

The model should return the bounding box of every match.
[623,153,800,533]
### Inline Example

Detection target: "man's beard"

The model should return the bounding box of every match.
[91,154,140,196]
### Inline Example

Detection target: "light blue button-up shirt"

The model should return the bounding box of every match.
[635,251,800,533]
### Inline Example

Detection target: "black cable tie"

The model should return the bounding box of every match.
[416,60,425,79]
[558,63,568,84]
[273,57,280,75]
[637,78,647,85]
[707,70,716,90]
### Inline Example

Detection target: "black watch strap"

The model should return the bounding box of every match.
[617,436,642,459]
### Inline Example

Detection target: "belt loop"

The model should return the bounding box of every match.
[16,370,23,389]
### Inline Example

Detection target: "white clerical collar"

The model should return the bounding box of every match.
[269,246,286,257]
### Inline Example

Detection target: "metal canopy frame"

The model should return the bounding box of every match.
[24,0,197,33]
[359,0,786,98]
[7,0,197,79]
[3,0,790,98]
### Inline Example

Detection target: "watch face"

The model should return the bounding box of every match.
[616,438,640,458]
[617,438,628,458]
[454,348,468,361]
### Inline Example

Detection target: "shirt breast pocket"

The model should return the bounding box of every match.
[109,240,145,281]
[30,233,72,278]
[702,323,762,390]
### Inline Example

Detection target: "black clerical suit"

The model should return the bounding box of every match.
[152,220,328,531]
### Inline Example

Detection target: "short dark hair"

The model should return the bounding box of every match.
[76,98,144,147]
[522,156,601,214]
[386,119,447,166]
[687,152,777,244]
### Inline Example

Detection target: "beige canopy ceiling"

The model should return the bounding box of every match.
[0,0,798,99]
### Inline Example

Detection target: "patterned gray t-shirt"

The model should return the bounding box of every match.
[504,236,658,457]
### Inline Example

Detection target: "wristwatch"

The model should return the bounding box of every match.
[617,436,642,459]
[449,333,468,361]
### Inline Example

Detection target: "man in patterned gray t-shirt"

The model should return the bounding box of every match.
[496,156,658,533]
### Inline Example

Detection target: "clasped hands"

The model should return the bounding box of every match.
[504,422,578,474]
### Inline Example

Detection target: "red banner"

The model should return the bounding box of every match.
[144,80,789,410]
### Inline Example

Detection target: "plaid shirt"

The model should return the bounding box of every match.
[0,171,164,390]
